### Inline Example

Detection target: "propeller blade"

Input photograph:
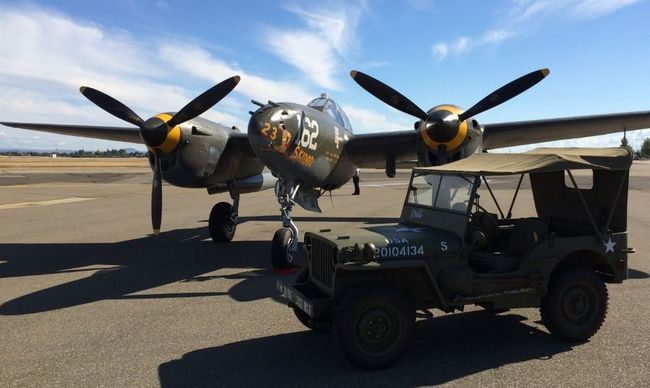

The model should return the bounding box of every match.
[79,87,144,127]
[459,68,549,122]
[151,152,162,235]
[168,75,241,127]
[350,70,428,120]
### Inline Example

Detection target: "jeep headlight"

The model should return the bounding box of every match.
[363,243,377,261]
[353,243,377,262]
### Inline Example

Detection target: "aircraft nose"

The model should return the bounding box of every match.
[248,104,300,156]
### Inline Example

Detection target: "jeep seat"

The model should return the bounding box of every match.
[469,212,500,250]
[469,218,548,273]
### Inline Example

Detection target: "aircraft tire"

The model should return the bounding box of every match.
[209,202,236,243]
[271,227,294,269]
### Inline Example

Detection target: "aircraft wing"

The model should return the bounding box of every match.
[345,130,418,168]
[219,132,266,175]
[482,111,650,150]
[0,122,142,144]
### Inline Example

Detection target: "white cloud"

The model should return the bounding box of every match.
[432,43,449,60]
[509,0,642,20]
[344,105,413,134]
[570,0,641,18]
[159,45,314,103]
[432,30,512,60]
[482,29,515,44]
[262,3,364,90]
[0,6,205,123]
[432,0,641,60]
[0,5,319,150]
[0,4,414,153]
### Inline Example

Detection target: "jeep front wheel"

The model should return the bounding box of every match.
[333,286,414,370]
[541,268,608,341]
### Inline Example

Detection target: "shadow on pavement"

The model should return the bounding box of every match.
[203,215,400,225]
[0,226,301,315]
[158,310,574,387]
[628,268,650,279]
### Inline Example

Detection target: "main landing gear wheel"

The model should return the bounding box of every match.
[333,286,415,370]
[209,202,237,242]
[272,227,294,269]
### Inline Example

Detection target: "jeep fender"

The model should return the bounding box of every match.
[552,249,618,282]
[338,260,448,309]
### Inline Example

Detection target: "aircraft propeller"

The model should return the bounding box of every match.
[350,69,549,163]
[79,75,241,235]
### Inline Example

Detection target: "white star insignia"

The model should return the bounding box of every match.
[603,237,617,254]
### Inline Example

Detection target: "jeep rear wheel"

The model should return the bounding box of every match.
[333,286,414,370]
[292,268,332,332]
[541,268,608,341]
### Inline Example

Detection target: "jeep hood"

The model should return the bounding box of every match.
[308,224,462,257]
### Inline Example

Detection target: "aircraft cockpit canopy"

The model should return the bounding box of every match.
[308,95,353,132]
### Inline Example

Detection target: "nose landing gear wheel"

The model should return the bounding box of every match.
[272,227,294,269]
[272,179,300,270]
[209,202,237,242]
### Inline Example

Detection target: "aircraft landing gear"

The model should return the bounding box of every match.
[209,192,239,243]
[272,179,300,269]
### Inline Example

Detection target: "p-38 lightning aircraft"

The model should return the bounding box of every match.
[3,69,650,269]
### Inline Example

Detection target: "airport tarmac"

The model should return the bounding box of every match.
[1,157,649,387]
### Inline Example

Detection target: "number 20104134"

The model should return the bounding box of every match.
[375,245,424,259]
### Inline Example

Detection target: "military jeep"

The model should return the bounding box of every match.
[277,147,632,370]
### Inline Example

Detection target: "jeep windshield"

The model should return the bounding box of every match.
[407,172,475,213]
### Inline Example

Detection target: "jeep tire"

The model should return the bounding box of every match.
[333,286,415,370]
[541,268,608,341]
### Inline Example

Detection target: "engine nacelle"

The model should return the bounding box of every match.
[416,104,481,166]
[206,172,277,195]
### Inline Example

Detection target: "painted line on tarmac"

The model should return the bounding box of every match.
[0,197,96,210]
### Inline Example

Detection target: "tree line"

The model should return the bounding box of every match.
[621,136,650,159]
[0,149,147,157]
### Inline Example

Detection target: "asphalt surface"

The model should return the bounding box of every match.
[1,161,649,387]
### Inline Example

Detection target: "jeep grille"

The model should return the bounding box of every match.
[309,237,338,288]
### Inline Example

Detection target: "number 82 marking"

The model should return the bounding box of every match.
[296,117,318,150]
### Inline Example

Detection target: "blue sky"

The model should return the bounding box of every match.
[0,0,649,151]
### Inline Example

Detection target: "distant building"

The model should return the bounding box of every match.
[51,153,57,158]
